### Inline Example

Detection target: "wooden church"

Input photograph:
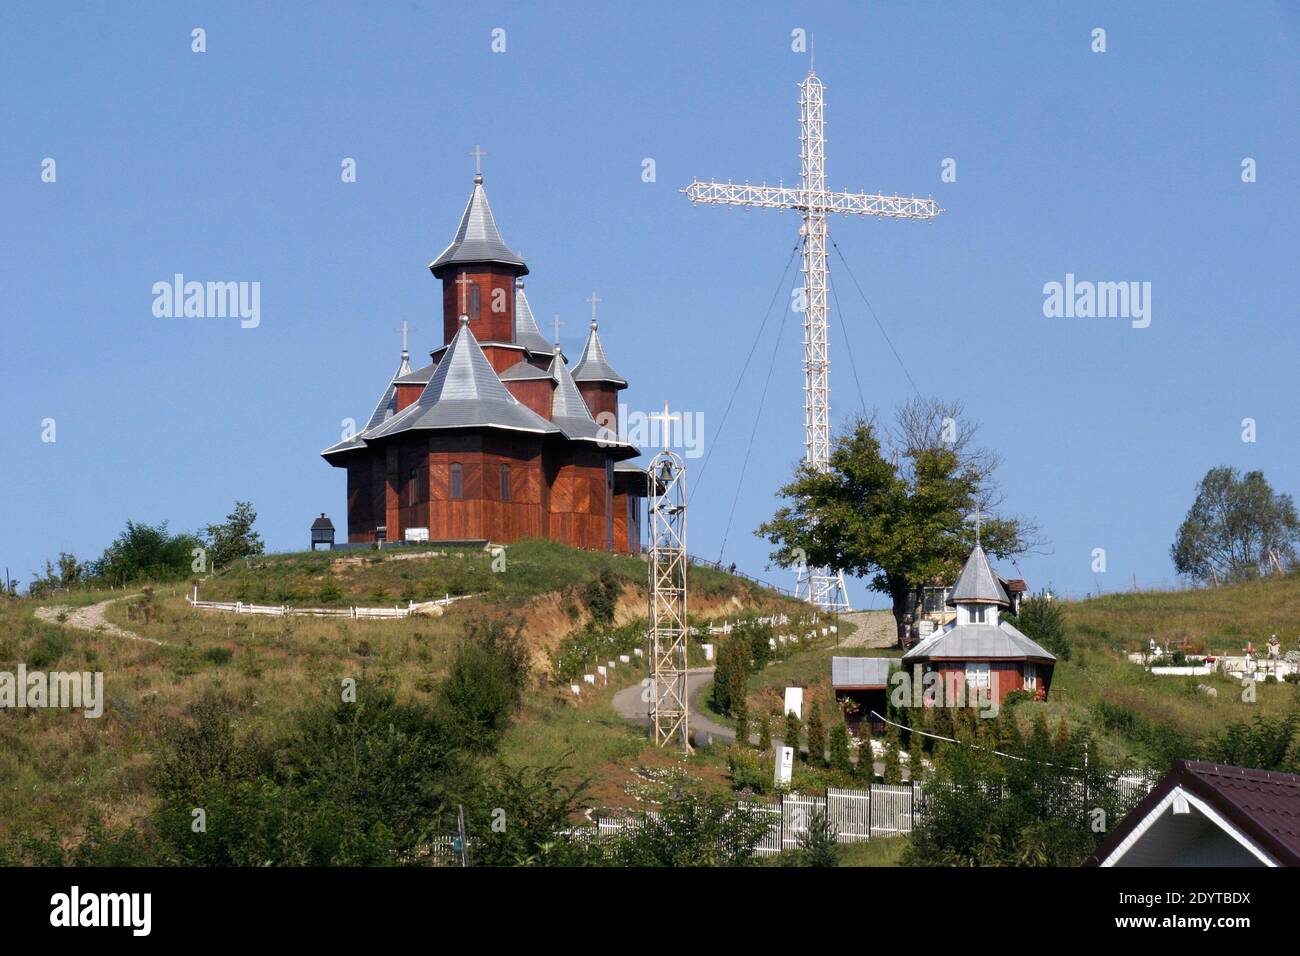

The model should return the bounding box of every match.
[322,171,646,553]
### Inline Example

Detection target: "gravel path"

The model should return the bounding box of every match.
[34,595,166,646]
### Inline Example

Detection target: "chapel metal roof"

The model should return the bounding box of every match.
[513,280,554,354]
[947,544,1011,606]
[831,656,894,688]
[571,320,628,387]
[901,620,1056,662]
[365,319,558,438]
[428,175,528,278]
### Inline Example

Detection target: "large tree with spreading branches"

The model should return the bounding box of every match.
[757,399,1037,645]
[1171,466,1298,584]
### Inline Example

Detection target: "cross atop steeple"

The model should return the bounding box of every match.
[552,313,564,348]
[469,144,487,181]
[586,291,602,327]
[396,320,415,353]
[965,509,991,549]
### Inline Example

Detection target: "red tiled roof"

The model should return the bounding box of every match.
[1083,760,1300,866]
[1179,760,1300,863]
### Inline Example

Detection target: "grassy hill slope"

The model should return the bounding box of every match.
[1027,573,1300,767]
[0,539,804,842]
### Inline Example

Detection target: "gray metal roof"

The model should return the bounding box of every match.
[394,361,436,385]
[499,359,554,382]
[365,319,559,438]
[947,545,1011,606]
[428,175,528,277]
[322,350,412,460]
[571,320,627,386]
[901,620,1056,662]
[548,352,606,442]
[513,280,554,354]
[831,656,894,688]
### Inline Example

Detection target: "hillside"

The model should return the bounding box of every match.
[0,539,806,842]
[1027,573,1300,768]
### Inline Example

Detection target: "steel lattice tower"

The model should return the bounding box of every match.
[684,68,942,611]
[647,448,689,750]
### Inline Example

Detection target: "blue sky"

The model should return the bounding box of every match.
[2,2,1297,607]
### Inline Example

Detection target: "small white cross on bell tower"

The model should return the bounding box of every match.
[648,399,682,450]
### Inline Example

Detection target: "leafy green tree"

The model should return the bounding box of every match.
[784,711,802,760]
[1172,466,1299,583]
[710,634,750,717]
[786,807,840,867]
[469,759,599,866]
[828,719,852,774]
[438,620,529,754]
[734,691,750,748]
[758,712,772,753]
[757,408,1031,644]
[806,702,827,767]
[1004,591,1069,660]
[88,520,200,584]
[610,789,771,866]
[202,501,265,570]
[1203,710,1300,772]
[904,724,1121,867]
[883,725,902,784]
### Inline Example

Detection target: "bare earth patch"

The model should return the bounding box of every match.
[34,596,166,646]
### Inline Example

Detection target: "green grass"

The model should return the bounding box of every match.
[838,836,908,866]
[1018,572,1300,768]
[1,539,805,843]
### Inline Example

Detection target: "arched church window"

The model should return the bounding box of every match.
[450,462,463,499]
[469,284,481,319]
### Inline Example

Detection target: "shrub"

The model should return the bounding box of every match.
[726,746,766,793]
[203,647,233,666]
[829,720,852,774]
[1005,592,1070,660]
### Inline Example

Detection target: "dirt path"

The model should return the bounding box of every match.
[838,610,899,648]
[34,595,166,646]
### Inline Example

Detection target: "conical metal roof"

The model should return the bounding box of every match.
[428,175,528,277]
[366,319,558,437]
[513,279,553,354]
[946,544,1011,606]
[571,320,627,387]
[547,351,605,441]
[321,349,413,460]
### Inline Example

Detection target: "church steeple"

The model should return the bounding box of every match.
[429,168,528,347]
[428,173,528,278]
[571,295,627,422]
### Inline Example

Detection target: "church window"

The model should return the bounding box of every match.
[1023,663,1038,692]
[970,605,987,624]
[965,662,991,690]
[450,462,463,499]
[500,463,511,501]
[408,466,419,504]
[469,284,481,319]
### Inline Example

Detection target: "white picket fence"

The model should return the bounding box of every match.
[424,773,1157,864]
[187,590,476,620]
